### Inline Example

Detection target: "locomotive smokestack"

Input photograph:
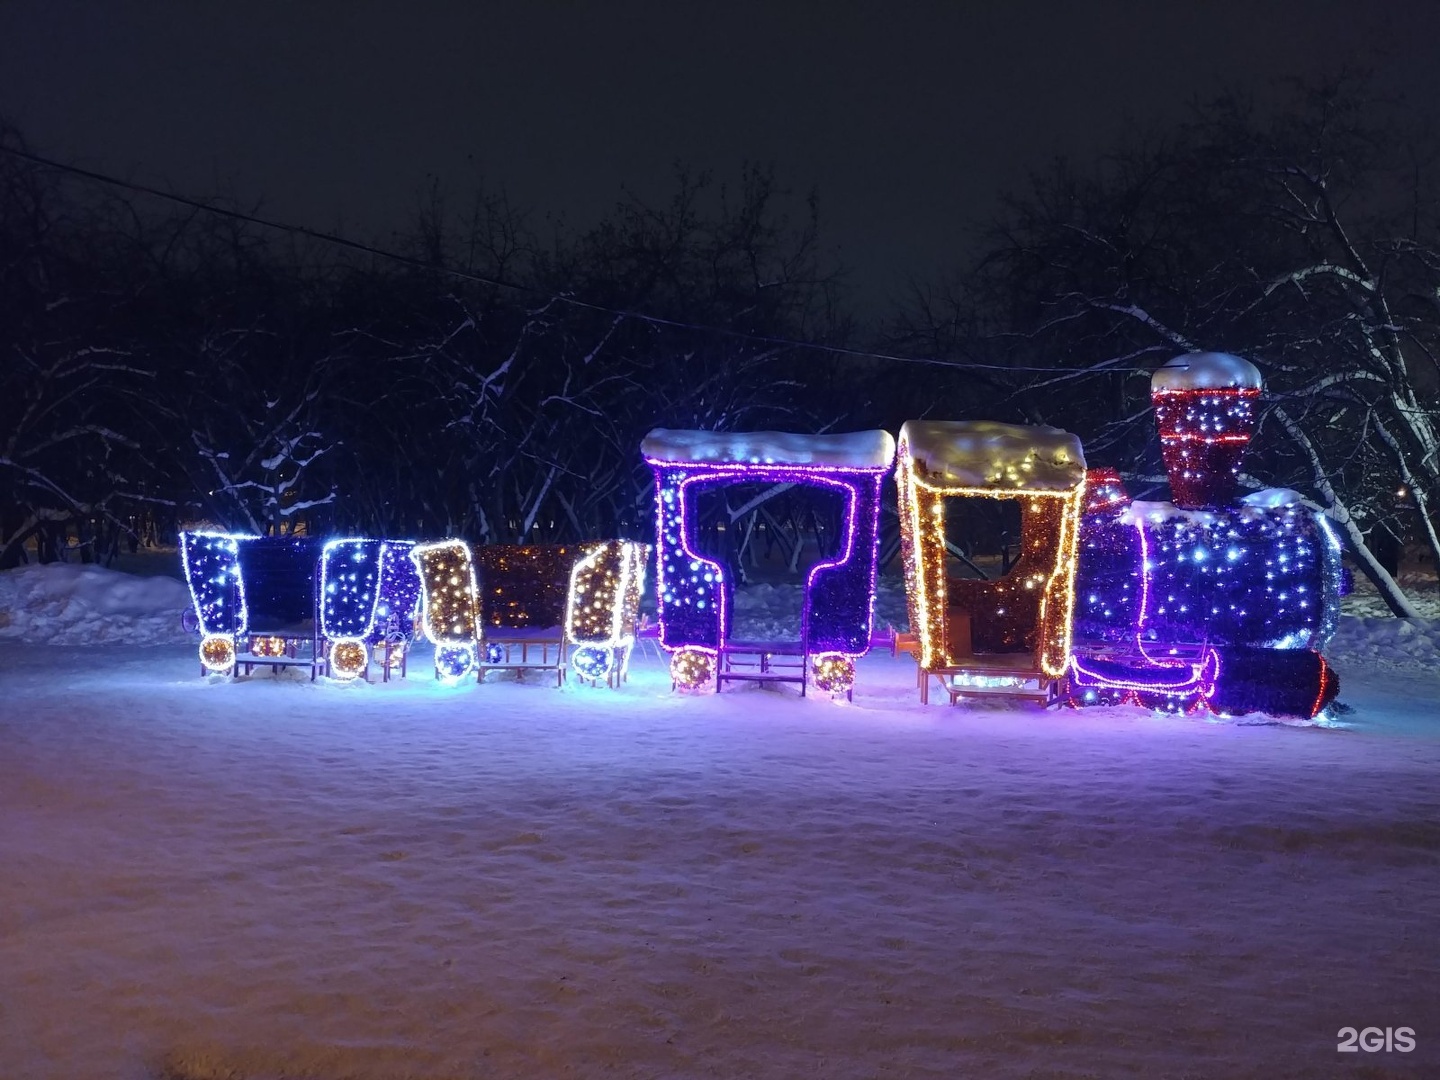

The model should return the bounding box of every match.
[1150,352,1263,510]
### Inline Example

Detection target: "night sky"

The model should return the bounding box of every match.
[3,1,1438,313]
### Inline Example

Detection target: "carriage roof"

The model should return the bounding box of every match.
[899,420,1086,493]
[642,428,896,470]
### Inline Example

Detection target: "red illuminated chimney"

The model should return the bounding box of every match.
[1150,352,1262,510]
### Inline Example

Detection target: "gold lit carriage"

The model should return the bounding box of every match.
[893,421,1086,704]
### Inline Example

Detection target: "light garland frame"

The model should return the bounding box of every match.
[565,540,650,687]
[409,539,482,684]
[644,445,892,695]
[318,538,422,681]
[179,531,257,661]
[409,539,651,688]
[894,423,1087,687]
[181,532,422,682]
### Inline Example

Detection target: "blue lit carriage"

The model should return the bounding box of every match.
[642,428,896,697]
[178,532,422,680]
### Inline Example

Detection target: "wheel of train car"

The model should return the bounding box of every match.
[328,638,369,681]
[199,632,236,674]
[572,645,614,682]
[670,648,715,691]
[811,652,856,696]
[434,643,477,685]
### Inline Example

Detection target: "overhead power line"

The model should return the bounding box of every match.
[2,143,1098,375]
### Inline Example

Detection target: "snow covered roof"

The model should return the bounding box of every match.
[899,420,1086,492]
[1151,352,1263,392]
[642,428,896,470]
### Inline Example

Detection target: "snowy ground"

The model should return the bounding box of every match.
[2,565,1439,1078]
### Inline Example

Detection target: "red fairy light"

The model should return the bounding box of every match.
[1083,467,1130,513]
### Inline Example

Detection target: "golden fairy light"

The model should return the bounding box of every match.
[895,421,1086,679]
[328,638,369,680]
[565,540,649,646]
[811,652,856,694]
[670,647,715,691]
[474,545,578,629]
[409,540,481,646]
[200,633,236,673]
[250,635,287,658]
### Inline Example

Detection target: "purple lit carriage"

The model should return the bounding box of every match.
[642,429,895,697]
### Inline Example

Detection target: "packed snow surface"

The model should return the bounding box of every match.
[3,568,1439,1078]
[1150,351,1264,391]
[642,428,896,470]
[899,420,1086,493]
[1329,616,1440,669]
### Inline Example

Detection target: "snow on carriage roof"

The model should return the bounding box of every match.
[642,428,896,469]
[899,420,1086,492]
[1151,352,1263,392]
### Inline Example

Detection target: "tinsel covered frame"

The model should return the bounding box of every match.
[566,541,650,646]
[474,545,583,630]
[410,540,482,647]
[646,463,887,656]
[896,444,1084,678]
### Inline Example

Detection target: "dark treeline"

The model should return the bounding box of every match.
[0,145,912,566]
[3,77,1438,613]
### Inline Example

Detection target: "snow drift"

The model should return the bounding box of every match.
[0,562,191,646]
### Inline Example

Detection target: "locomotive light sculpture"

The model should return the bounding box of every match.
[1070,353,1344,718]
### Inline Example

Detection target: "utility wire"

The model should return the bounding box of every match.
[2,143,1111,375]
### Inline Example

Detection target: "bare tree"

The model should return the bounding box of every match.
[0,127,175,566]
[899,78,1440,615]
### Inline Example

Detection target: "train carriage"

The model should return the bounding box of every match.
[642,428,895,698]
[893,420,1088,705]
[409,538,649,687]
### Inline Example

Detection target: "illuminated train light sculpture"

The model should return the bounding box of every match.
[178,363,1347,719]
[409,538,650,687]
[643,429,895,698]
[894,420,1087,704]
[179,532,423,680]
[1070,353,1344,718]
